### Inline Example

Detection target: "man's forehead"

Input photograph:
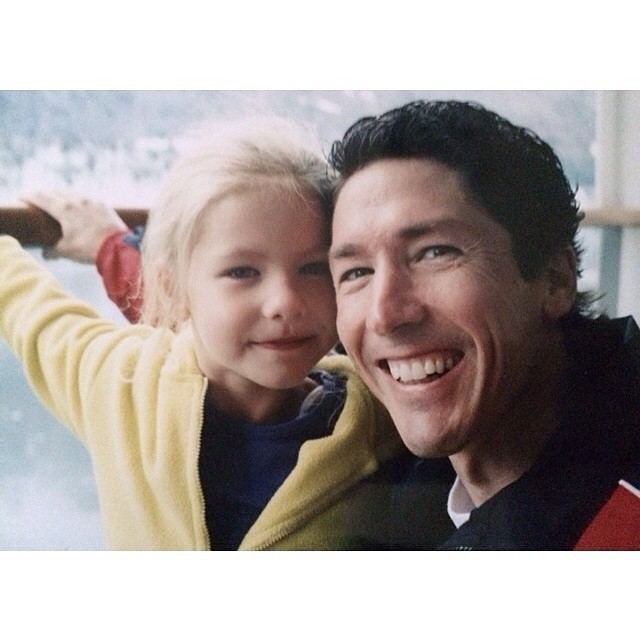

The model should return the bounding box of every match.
[332,161,487,245]
[336,157,465,195]
[334,158,469,216]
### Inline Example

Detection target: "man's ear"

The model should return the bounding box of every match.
[541,247,577,320]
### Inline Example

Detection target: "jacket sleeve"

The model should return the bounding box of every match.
[96,230,143,323]
[0,235,151,441]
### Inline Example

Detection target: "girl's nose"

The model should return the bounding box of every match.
[262,277,307,320]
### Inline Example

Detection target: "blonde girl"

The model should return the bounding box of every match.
[1,119,402,550]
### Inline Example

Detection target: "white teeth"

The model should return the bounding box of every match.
[411,361,427,380]
[387,353,457,383]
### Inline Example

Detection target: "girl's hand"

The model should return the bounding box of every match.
[22,191,128,264]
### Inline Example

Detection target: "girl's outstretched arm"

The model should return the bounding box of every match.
[0,235,153,441]
[0,234,210,549]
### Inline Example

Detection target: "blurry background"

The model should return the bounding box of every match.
[0,89,633,549]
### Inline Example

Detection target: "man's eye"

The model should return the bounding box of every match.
[300,261,330,276]
[223,266,259,279]
[339,267,373,283]
[415,245,461,261]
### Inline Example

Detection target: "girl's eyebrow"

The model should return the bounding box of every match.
[216,244,329,261]
[209,248,266,261]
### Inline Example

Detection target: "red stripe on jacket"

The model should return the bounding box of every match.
[574,482,640,550]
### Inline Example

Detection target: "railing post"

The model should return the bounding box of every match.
[598,226,622,316]
[594,91,640,319]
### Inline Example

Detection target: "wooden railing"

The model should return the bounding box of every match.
[0,207,149,247]
[583,208,640,227]
[1,205,639,247]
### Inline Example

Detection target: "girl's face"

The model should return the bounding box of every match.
[186,183,337,401]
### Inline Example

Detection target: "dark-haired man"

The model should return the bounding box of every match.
[328,101,640,549]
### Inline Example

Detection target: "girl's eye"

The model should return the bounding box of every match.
[339,266,373,283]
[300,261,330,276]
[415,245,461,261]
[223,266,259,279]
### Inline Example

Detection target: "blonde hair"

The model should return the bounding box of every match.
[140,117,333,330]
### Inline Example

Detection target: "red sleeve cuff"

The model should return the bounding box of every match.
[96,229,143,323]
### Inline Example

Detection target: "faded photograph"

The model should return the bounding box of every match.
[1,90,638,550]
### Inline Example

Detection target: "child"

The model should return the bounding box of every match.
[1,119,407,550]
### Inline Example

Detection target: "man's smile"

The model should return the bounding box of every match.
[378,350,464,384]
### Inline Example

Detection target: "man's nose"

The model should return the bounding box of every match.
[367,265,425,335]
[262,277,306,320]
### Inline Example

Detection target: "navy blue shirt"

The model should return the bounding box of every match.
[198,370,346,550]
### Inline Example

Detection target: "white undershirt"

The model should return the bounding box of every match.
[447,476,475,528]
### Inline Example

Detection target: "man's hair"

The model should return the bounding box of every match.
[141,117,332,330]
[328,100,591,315]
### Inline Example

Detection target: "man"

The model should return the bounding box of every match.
[327,100,640,549]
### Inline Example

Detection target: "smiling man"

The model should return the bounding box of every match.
[328,101,640,550]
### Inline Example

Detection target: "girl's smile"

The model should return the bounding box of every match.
[187,181,337,419]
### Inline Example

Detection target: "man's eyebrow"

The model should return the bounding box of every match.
[398,222,436,241]
[330,221,461,260]
[329,243,361,261]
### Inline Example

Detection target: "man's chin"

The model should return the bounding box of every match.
[394,419,460,459]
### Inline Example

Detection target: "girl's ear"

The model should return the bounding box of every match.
[542,247,577,320]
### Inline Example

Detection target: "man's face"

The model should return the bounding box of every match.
[330,158,554,458]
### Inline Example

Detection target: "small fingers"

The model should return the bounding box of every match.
[22,191,72,217]
[21,191,55,214]
[21,191,95,221]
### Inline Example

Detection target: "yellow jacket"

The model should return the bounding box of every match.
[0,236,404,550]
